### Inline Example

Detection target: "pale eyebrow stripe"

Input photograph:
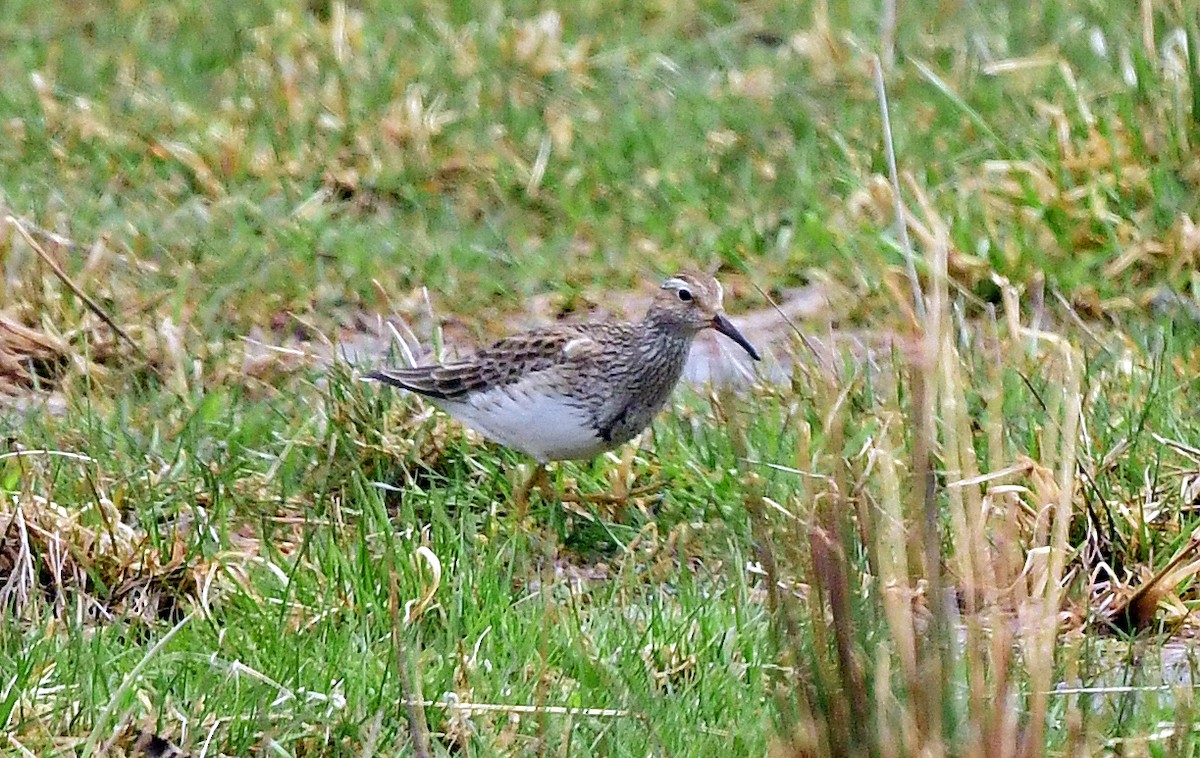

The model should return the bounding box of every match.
[661,277,689,290]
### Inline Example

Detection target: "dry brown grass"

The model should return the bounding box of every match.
[751,199,1093,755]
[1,471,210,628]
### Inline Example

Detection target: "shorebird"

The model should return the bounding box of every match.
[369,271,760,503]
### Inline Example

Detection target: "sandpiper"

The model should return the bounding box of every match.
[369,272,760,495]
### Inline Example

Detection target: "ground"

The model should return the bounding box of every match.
[4,1,1200,756]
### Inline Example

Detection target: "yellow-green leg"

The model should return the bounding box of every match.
[513,462,548,517]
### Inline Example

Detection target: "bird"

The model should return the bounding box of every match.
[368,271,760,502]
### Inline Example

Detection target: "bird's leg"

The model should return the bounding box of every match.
[513,462,548,516]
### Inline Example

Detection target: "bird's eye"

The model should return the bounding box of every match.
[677,288,693,302]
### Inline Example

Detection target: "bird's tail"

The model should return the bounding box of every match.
[367,366,467,401]
[369,367,439,396]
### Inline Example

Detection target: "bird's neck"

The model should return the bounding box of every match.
[641,307,698,338]
[638,314,697,367]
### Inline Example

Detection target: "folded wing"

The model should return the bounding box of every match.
[368,328,603,401]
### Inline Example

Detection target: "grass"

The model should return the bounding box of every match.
[6,0,1200,755]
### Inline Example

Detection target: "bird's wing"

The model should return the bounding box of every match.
[369,325,610,401]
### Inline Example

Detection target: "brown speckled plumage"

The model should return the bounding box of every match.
[370,272,759,462]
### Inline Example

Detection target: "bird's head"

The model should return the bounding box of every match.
[647,271,761,361]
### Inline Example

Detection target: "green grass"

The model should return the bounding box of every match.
[6,0,1200,755]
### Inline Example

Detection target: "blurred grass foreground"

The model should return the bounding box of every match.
[6,1,1200,756]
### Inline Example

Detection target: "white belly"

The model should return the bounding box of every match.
[437,383,608,462]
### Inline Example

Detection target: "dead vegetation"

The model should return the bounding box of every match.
[757,117,1200,753]
[0,487,196,625]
